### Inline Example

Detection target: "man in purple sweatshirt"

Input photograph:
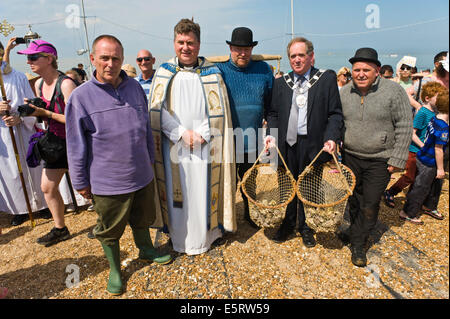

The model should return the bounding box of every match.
[65,35,171,296]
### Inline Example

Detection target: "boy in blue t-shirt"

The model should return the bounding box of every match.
[384,82,445,208]
[400,89,449,224]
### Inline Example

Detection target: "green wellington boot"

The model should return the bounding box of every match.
[132,228,172,265]
[101,241,123,295]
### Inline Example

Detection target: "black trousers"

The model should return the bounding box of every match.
[342,152,390,248]
[281,136,311,232]
[237,152,255,214]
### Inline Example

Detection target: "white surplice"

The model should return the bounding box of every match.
[161,69,221,255]
[0,64,87,216]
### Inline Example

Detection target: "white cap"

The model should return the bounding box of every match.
[398,55,417,68]
[440,53,449,72]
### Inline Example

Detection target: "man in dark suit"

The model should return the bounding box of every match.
[265,37,343,246]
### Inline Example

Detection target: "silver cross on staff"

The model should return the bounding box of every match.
[0,19,15,37]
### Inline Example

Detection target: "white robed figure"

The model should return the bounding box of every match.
[149,20,236,255]
[161,68,221,254]
[0,62,87,219]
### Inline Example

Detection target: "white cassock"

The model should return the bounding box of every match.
[161,69,221,255]
[0,64,87,216]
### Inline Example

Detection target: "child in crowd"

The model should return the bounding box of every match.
[400,89,449,224]
[384,82,447,208]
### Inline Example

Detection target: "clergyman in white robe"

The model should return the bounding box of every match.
[161,69,222,255]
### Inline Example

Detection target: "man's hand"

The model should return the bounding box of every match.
[322,140,336,154]
[387,165,402,174]
[0,100,11,116]
[6,37,20,52]
[182,130,205,149]
[78,186,93,199]
[2,114,21,127]
[264,135,276,150]
[436,168,445,179]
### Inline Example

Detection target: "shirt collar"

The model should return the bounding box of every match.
[137,73,154,83]
[294,68,311,83]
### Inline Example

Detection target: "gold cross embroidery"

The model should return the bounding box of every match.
[0,20,14,37]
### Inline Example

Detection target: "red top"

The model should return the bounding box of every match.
[40,94,66,139]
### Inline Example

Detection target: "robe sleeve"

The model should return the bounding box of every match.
[161,106,186,143]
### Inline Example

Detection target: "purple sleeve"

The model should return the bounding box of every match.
[65,94,90,191]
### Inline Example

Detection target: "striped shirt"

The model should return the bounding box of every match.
[135,73,154,99]
[417,117,449,167]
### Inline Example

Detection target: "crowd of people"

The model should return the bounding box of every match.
[0,18,448,296]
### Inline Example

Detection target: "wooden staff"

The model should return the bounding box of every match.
[64,172,79,214]
[0,58,35,227]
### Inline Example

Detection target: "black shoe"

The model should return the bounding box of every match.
[272,225,294,243]
[299,228,316,248]
[38,208,52,219]
[351,245,367,267]
[36,227,71,247]
[11,214,29,226]
[212,237,226,247]
[337,230,351,246]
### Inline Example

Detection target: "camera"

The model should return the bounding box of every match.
[15,37,26,44]
[17,98,47,117]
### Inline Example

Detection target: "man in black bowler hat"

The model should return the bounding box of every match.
[215,27,274,229]
[265,37,343,246]
[339,47,412,267]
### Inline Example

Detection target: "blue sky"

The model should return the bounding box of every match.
[1,0,449,74]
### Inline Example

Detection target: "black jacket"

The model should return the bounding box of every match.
[266,67,344,164]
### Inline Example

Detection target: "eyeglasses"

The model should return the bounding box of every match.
[400,65,412,71]
[136,56,153,62]
[383,75,393,79]
[27,54,47,61]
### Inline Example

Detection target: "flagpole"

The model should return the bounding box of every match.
[291,0,294,39]
[81,0,93,77]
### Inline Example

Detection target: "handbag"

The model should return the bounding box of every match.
[37,129,66,164]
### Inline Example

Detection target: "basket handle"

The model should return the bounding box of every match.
[303,149,353,195]
[238,144,294,186]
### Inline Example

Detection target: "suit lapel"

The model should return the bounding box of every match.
[307,67,318,122]
[284,71,294,111]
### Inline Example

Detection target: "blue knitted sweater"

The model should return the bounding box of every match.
[216,59,273,153]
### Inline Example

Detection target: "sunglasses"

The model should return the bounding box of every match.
[400,65,412,71]
[136,56,153,62]
[27,54,47,61]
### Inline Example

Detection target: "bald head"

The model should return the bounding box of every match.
[136,49,156,80]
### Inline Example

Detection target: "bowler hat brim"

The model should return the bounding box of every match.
[349,57,381,67]
[226,40,258,47]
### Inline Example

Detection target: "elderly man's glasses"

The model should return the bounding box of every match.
[136,57,152,62]
[27,54,47,61]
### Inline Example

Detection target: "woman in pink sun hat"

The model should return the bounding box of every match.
[17,40,78,247]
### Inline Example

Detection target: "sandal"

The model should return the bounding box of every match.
[423,209,444,220]
[383,190,395,208]
[399,211,424,225]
